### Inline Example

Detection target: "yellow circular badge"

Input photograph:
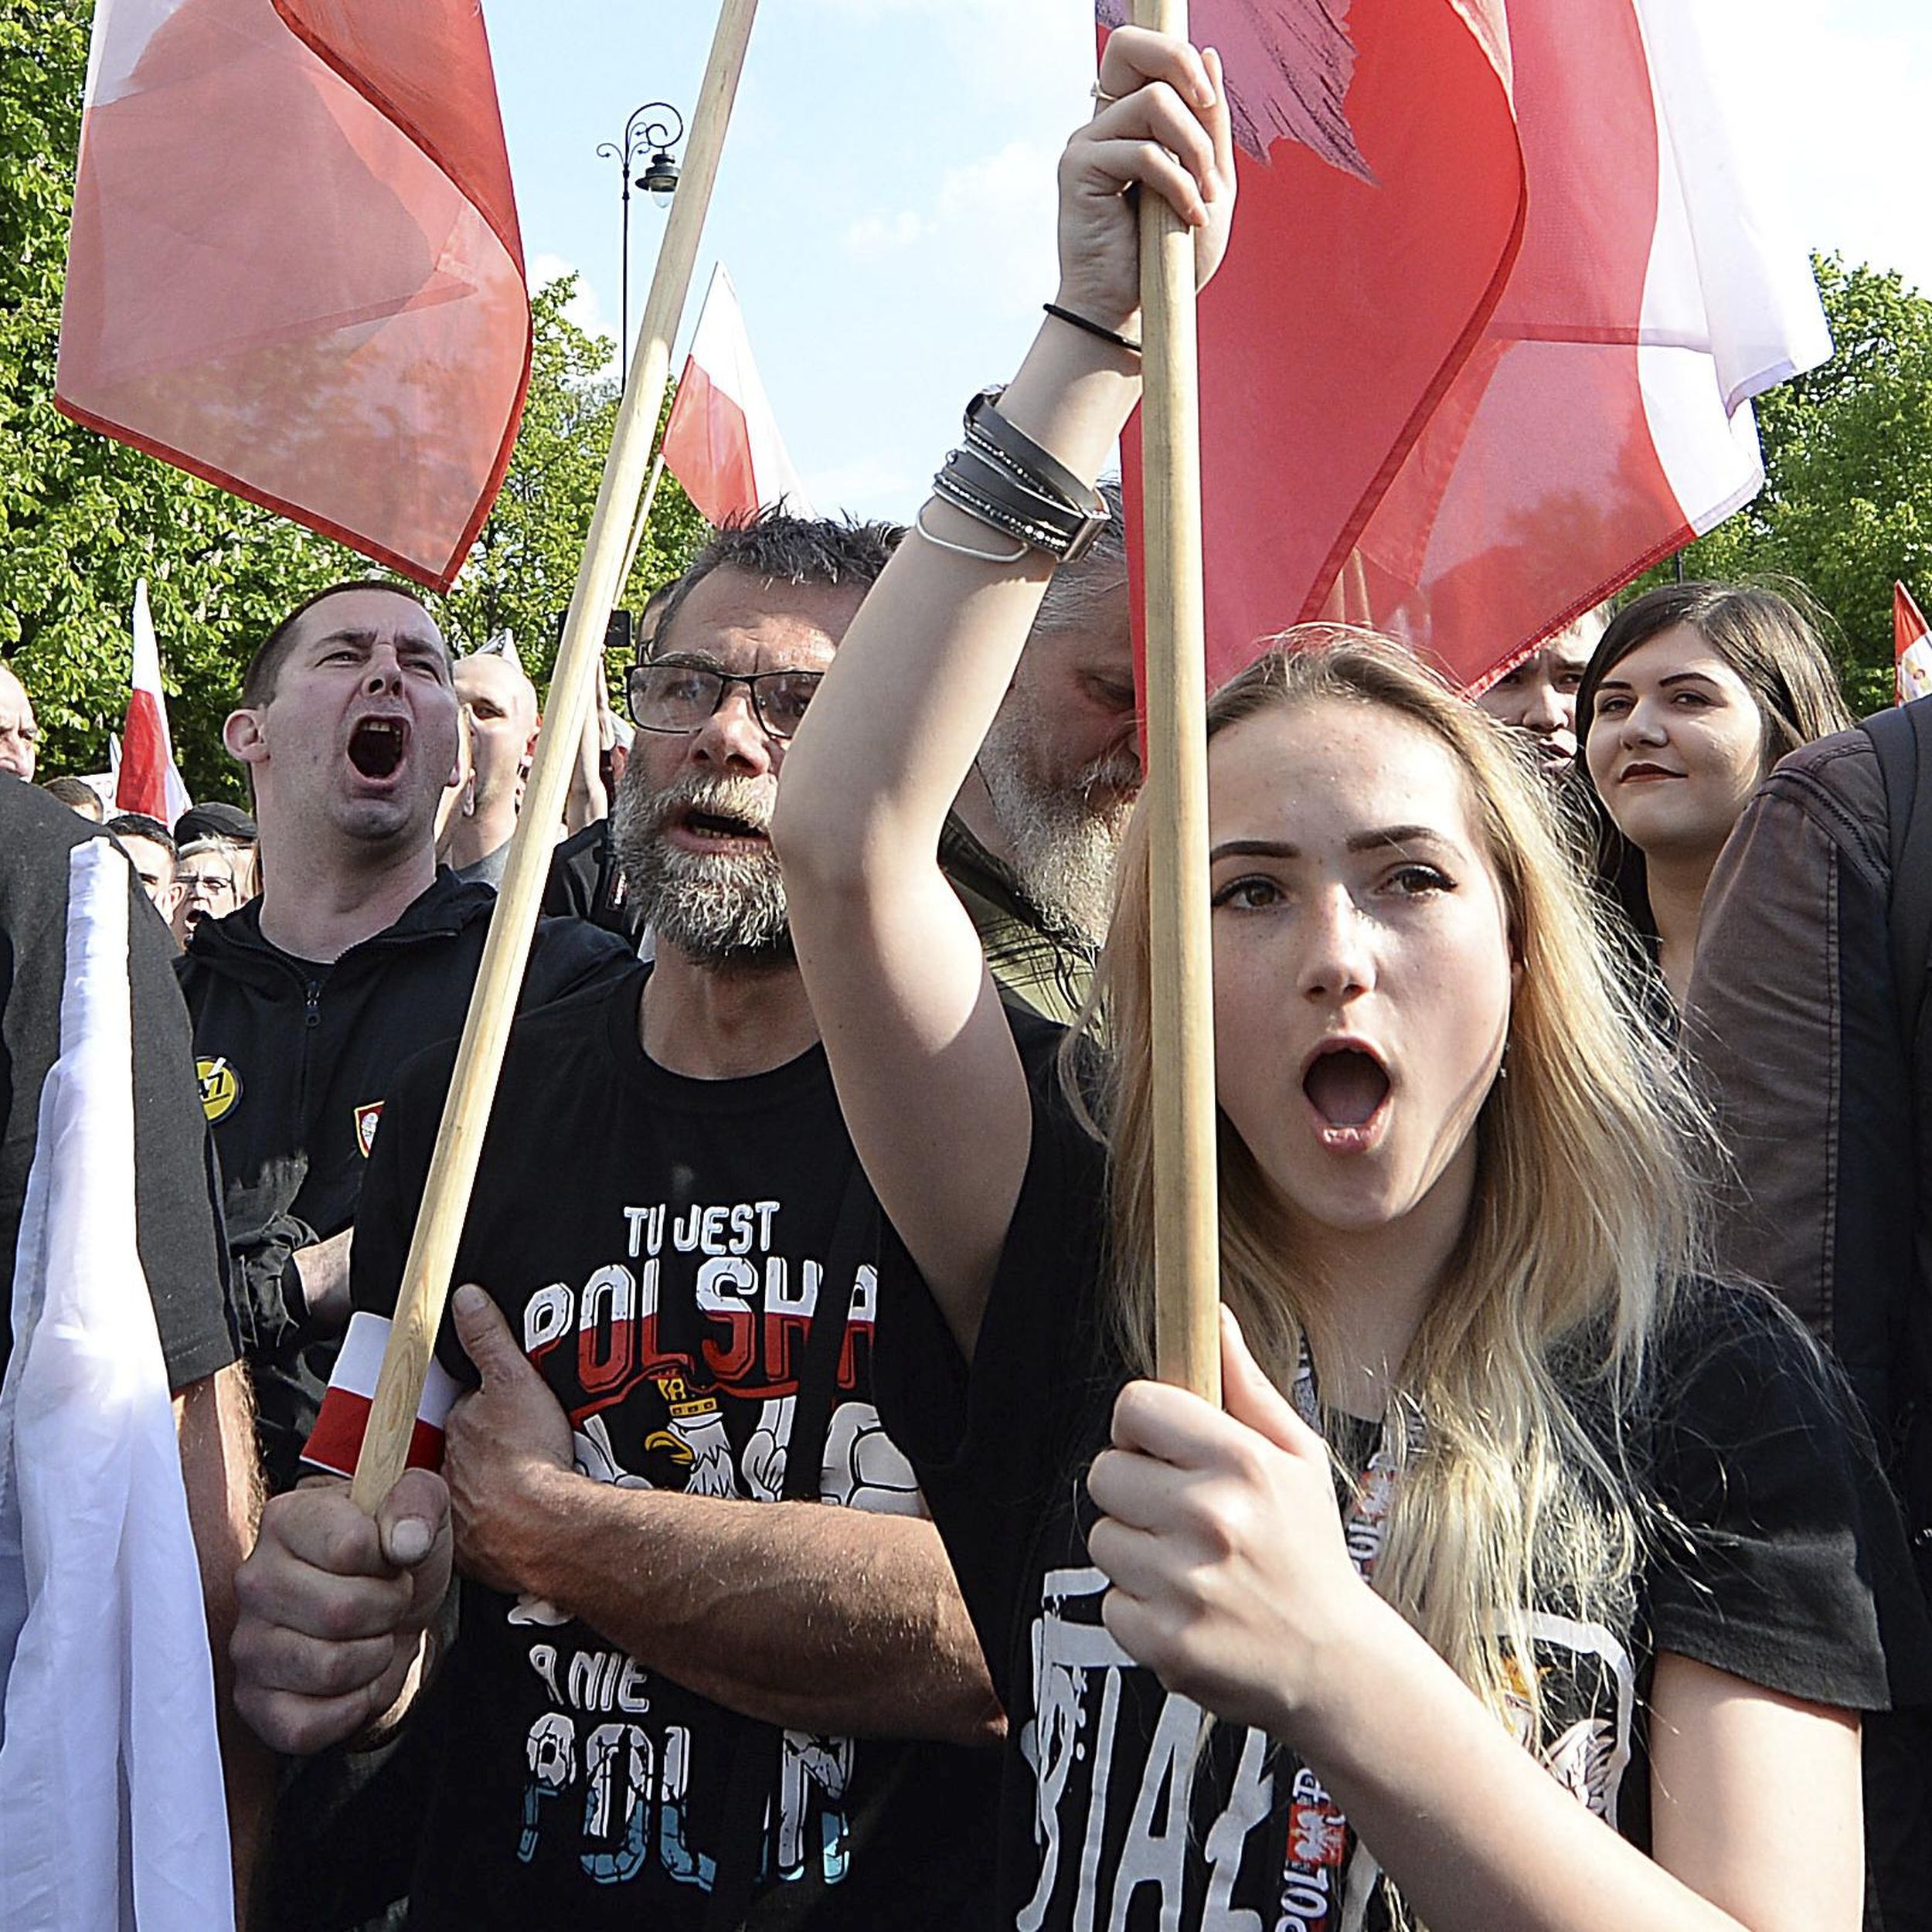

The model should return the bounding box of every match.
[196,1056,240,1124]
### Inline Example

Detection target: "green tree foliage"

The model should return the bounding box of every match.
[1668,255,1932,715]
[0,0,703,800]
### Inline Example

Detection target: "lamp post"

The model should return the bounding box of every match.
[597,101,685,375]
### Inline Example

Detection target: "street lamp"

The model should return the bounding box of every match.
[597,101,686,375]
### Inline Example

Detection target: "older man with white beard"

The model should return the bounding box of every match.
[940,478,1134,1020]
[233,514,1002,1932]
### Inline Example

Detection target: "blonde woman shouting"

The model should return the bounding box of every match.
[774,27,1906,1932]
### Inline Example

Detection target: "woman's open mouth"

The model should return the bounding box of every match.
[1302,1042,1392,1151]
[347,716,408,781]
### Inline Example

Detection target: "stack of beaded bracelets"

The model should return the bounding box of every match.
[925,387,1112,565]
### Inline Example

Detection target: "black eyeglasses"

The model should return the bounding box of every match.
[626,662,824,741]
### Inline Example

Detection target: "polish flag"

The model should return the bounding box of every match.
[56,0,531,593]
[1106,0,1830,696]
[303,1311,462,1481]
[115,580,192,825]
[1897,583,1932,706]
[660,265,811,528]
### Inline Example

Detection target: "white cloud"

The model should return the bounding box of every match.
[838,136,1063,321]
[801,0,1092,121]
[1716,0,1932,292]
[842,209,931,263]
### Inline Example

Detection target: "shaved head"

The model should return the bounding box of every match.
[0,663,38,782]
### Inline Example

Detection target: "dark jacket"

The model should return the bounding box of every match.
[177,867,634,1489]
[1685,726,1932,1927]
[1684,733,1923,1519]
[544,817,648,947]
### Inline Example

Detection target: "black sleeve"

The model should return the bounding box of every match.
[348,1039,478,1393]
[0,781,236,1392]
[349,1053,436,1325]
[1644,1283,1911,1709]
[872,1016,1112,1694]
[125,872,238,1389]
[543,825,601,922]
[521,913,636,1008]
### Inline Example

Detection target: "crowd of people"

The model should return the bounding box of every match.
[2,26,1928,1932]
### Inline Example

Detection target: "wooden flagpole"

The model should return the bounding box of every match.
[350,0,762,1512]
[1131,0,1220,1403]
[619,454,669,600]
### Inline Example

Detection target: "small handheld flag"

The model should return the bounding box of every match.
[115,581,192,825]
[661,265,811,528]
[1896,583,1932,706]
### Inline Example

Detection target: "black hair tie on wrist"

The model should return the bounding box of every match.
[1043,302,1143,358]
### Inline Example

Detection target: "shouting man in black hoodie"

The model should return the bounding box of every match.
[178,581,631,1930]
[180,581,630,1488]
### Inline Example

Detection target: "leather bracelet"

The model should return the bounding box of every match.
[1043,301,1142,357]
[953,438,1085,530]
[964,389,1106,515]
[932,388,1114,564]
[934,456,1077,555]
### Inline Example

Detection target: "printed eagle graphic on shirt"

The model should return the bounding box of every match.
[1097,0,1373,181]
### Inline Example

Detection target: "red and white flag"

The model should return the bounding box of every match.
[1106,0,1830,696]
[115,580,192,826]
[660,265,811,528]
[304,1310,461,1481]
[56,0,531,593]
[1896,583,1932,706]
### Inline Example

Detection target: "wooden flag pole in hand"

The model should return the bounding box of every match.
[1131,0,1221,1403]
[349,0,763,1513]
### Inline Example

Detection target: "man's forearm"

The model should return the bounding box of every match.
[488,1466,1003,1747]
[175,1363,274,1917]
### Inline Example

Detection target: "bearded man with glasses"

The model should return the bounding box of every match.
[235,512,1003,1932]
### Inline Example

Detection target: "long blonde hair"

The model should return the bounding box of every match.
[1083,630,1710,1732]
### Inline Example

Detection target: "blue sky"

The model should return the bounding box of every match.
[487,0,1932,524]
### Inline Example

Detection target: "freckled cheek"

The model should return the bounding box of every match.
[1209,953,1293,1097]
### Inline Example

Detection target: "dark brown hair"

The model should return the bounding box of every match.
[1576,580,1852,767]
[240,580,436,709]
[1574,581,1853,945]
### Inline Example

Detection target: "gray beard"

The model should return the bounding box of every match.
[611,769,793,968]
[977,728,1135,947]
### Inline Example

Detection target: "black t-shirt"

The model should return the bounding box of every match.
[347,968,997,1930]
[0,776,234,1390]
[874,1017,1899,1931]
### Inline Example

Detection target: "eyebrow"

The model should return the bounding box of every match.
[310,627,442,655]
[1596,669,1721,694]
[1209,825,1454,862]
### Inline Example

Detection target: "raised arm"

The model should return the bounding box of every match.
[773,28,1233,1352]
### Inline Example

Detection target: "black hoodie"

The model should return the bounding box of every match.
[177,866,633,1488]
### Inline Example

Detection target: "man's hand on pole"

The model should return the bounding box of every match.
[231,1468,451,1755]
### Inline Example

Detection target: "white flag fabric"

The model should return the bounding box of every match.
[0,837,233,1930]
